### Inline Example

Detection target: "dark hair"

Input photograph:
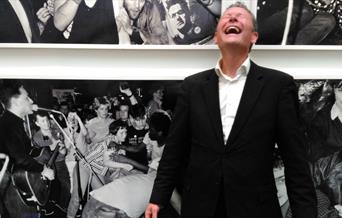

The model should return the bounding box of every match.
[0,80,23,109]
[60,101,68,107]
[129,104,146,119]
[149,111,171,137]
[165,0,189,12]
[109,120,128,136]
[33,111,49,123]
[225,1,258,31]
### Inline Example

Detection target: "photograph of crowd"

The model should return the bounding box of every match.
[2,0,342,45]
[0,0,220,45]
[1,78,342,217]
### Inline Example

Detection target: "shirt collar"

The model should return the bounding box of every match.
[331,103,342,121]
[215,57,250,82]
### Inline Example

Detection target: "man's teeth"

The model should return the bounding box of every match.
[225,26,240,34]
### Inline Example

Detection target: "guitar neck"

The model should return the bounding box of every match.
[47,144,60,168]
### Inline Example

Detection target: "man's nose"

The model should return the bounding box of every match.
[228,15,238,22]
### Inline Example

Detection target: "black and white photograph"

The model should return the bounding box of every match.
[223,0,342,45]
[275,79,342,218]
[2,78,342,217]
[295,79,342,217]
[0,0,220,45]
[2,0,342,46]
[0,79,182,218]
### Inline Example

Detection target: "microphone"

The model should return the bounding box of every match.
[0,153,8,159]
[32,104,62,114]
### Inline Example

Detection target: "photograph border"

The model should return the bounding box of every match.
[2,43,342,51]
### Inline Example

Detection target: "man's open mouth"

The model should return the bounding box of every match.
[225,26,241,34]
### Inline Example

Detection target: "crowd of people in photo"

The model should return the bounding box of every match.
[0,80,180,218]
[296,80,342,217]
[3,77,342,217]
[4,0,342,45]
[0,0,220,44]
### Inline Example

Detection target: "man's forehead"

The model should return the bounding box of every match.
[169,3,181,12]
[224,6,249,15]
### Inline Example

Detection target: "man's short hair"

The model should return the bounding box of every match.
[225,1,258,32]
[165,0,189,13]
[0,80,23,109]
[33,111,49,123]
[129,104,146,119]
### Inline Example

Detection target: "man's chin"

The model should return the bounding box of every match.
[220,39,246,48]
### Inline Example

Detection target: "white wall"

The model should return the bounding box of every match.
[0,44,341,80]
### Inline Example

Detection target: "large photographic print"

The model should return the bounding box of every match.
[0,0,220,45]
[0,79,182,217]
[277,80,342,218]
[2,78,342,217]
[2,0,342,46]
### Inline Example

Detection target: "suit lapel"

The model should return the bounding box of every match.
[226,62,265,146]
[202,70,225,147]
[4,0,27,40]
[19,0,40,43]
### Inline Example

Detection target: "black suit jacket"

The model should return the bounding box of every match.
[150,62,317,218]
[0,0,40,43]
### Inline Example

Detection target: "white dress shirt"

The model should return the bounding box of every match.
[331,103,342,123]
[8,0,32,42]
[215,57,251,144]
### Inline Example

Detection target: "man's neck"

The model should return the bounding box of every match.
[220,48,248,78]
[8,108,25,120]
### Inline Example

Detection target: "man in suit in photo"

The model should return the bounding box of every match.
[0,81,55,217]
[0,0,50,43]
[145,2,317,218]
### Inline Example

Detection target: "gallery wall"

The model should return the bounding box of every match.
[0,45,341,80]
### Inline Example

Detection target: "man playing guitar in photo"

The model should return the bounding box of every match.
[0,80,55,217]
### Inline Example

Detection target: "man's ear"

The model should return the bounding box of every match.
[213,31,218,44]
[251,31,259,44]
[9,97,18,109]
[35,121,39,127]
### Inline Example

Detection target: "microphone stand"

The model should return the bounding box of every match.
[48,113,104,210]
[0,153,9,184]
